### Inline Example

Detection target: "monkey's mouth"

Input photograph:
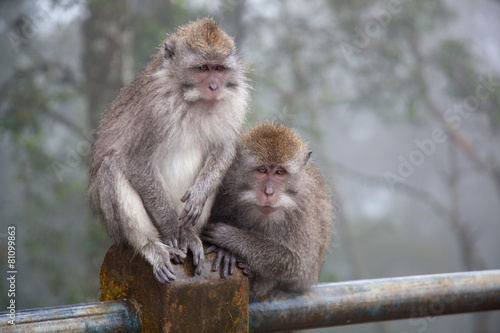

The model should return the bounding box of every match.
[200,98,220,106]
[256,205,278,215]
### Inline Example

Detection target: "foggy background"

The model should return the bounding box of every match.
[1,0,500,332]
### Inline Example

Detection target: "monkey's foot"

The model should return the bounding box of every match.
[142,242,184,283]
[162,235,185,265]
[178,231,205,276]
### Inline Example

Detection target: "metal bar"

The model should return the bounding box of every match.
[2,270,500,332]
[249,270,500,332]
[0,300,140,333]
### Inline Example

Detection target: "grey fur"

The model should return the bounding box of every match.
[204,126,334,299]
[89,23,250,283]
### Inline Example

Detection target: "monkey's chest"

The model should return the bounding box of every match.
[159,143,206,214]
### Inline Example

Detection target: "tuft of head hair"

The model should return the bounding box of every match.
[173,18,234,58]
[242,122,308,165]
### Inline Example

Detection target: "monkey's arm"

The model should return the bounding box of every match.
[179,143,236,228]
[202,223,302,281]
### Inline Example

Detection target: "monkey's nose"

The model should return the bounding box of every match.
[264,186,274,197]
[209,82,218,91]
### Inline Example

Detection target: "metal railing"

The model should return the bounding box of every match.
[2,270,500,332]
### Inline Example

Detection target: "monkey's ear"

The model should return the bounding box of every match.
[303,151,312,166]
[164,42,175,59]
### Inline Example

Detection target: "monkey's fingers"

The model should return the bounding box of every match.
[165,240,179,251]
[167,246,186,259]
[204,245,218,255]
[189,208,202,227]
[186,208,198,226]
[222,252,232,278]
[175,239,189,265]
[213,249,224,273]
[229,253,236,276]
[171,251,186,264]
[178,203,196,228]
[167,245,186,264]
[179,205,202,229]
[243,268,253,278]
[178,204,191,223]
[190,244,204,276]
[180,190,191,203]
[237,262,254,278]
[153,264,176,283]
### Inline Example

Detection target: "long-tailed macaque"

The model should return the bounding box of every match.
[89,18,250,283]
[203,122,334,299]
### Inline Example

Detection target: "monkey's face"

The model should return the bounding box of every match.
[236,163,298,218]
[191,62,228,103]
[254,164,286,214]
[176,56,242,105]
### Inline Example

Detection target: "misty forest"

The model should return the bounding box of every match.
[1,0,500,332]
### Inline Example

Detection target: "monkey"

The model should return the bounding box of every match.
[88,18,250,283]
[202,122,334,299]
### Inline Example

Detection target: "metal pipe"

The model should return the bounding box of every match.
[249,270,500,332]
[0,300,140,333]
[2,270,499,332]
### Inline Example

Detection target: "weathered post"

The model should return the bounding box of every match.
[99,244,249,333]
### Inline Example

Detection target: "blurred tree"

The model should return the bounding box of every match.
[0,0,98,307]
[83,0,131,130]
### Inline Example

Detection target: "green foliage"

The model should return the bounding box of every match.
[1,69,46,139]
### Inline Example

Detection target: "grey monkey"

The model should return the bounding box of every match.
[204,122,333,299]
[89,18,250,283]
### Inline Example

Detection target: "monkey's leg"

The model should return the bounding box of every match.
[99,156,184,283]
[126,160,181,251]
[118,174,187,283]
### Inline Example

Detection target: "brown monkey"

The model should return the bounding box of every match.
[203,122,333,299]
[89,18,250,283]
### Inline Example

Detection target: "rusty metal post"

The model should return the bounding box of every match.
[99,244,249,333]
[249,270,500,332]
[0,300,140,332]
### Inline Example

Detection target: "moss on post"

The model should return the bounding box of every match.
[99,244,249,333]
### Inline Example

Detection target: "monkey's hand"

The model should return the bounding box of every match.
[178,229,205,275]
[205,245,238,278]
[203,223,254,278]
[236,260,254,279]
[179,189,206,229]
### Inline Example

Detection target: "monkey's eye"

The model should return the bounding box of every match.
[198,65,209,71]
[257,167,267,174]
[215,65,225,71]
[276,169,287,175]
